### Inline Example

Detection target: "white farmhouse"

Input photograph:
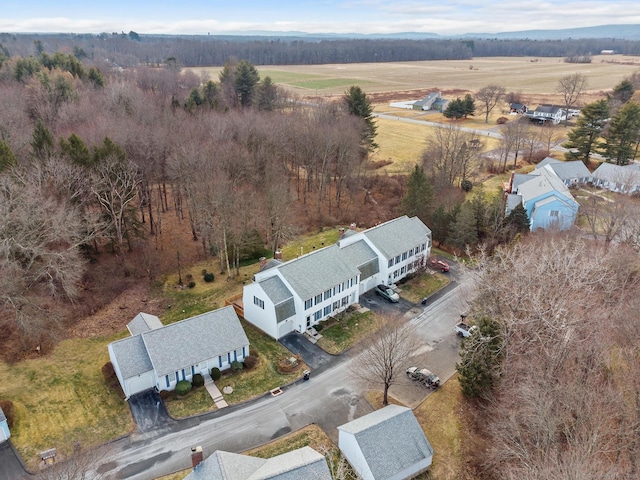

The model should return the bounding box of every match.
[242,216,432,339]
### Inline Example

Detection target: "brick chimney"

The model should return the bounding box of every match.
[274,250,282,260]
[350,222,357,230]
[338,227,345,238]
[191,446,203,468]
[259,257,267,268]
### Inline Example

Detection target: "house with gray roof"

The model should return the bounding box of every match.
[184,446,332,480]
[108,306,249,399]
[592,162,640,194]
[524,104,566,124]
[536,158,592,186]
[127,312,163,336]
[242,216,431,339]
[0,405,10,443]
[506,166,579,231]
[338,404,433,480]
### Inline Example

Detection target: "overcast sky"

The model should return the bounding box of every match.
[2,1,640,36]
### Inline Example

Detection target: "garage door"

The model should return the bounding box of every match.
[127,374,154,396]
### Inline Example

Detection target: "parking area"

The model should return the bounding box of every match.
[279,333,336,371]
[128,390,174,432]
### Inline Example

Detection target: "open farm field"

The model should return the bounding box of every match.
[191,55,640,99]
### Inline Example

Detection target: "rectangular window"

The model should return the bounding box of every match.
[324,305,331,316]
[395,255,401,265]
[314,310,322,321]
[253,296,264,309]
[324,289,332,300]
[191,366,195,376]
[394,270,399,278]
[227,352,231,364]
[304,298,313,310]
[342,296,349,306]
[181,369,186,380]
[402,252,408,260]
[333,301,339,311]
[550,210,559,217]
[166,375,170,388]
[388,259,393,268]
[315,294,322,305]
[234,350,237,361]
[401,266,406,274]
[409,248,414,257]
[421,243,426,252]
[242,346,246,357]
[219,356,222,368]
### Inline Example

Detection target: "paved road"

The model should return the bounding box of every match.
[88,269,474,480]
[372,112,504,139]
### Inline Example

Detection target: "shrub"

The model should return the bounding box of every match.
[210,367,221,381]
[192,373,204,388]
[496,117,508,125]
[231,360,243,371]
[249,348,259,357]
[101,362,116,381]
[243,355,259,370]
[314,324,323,332]
[159,390,172,400]
[461,179,473,192]
[175,380,192,396]
[203,272,215,282]
[187,281,196,288]
[0,399,15,428]
[277,354,302,374]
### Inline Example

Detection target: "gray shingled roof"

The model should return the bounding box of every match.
[517,167,574,203]
[339,405,433,480]
[260,276,293,305]
[341,239,378,268]
[109,335,153,379]
[536,157,561,169]
[259,259,283,272]
[506,193,523,213]
[545,161,591,181]
[184,447,331,480]
[143,306,249,377]
[127,312,163,336]
[278,245,360,300]
[363,216,431,260]
[511,173,534,193]
[593,162,640,184]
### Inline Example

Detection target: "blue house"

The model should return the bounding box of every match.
[0,405,10,443]
[506,166,579,231]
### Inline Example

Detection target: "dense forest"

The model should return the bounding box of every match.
[2,32,640,67]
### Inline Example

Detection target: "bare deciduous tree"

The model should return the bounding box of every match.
[352,316,421,406]
[423,124,481,189]
[476,84,506,124]
[558,73,588,126]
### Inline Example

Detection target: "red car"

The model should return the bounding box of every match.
[430,258,450,272]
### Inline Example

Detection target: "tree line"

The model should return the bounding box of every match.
[0,51,373,351]
[3,33,640,68]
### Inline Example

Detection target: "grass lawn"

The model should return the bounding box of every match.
[316,310,380,354]
[279,227,341,260]
[414,375,471,480]
[163,386,215,418]
[398,272,450,303]
[0,336,134,469]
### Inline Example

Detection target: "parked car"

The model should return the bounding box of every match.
[406,366,440,389]
[454,322,477,338]
[430,258,450,272]
[375,284,400,303]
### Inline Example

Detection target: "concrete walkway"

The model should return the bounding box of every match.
[204,378,228,408]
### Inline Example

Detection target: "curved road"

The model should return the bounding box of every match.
[90,270,475,480]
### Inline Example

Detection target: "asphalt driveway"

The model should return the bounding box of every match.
[0,441,29,480]
[128,390,174,432]
[279,333,336,372]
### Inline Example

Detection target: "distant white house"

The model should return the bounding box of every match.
[390,92,447,111]
[338,404,434,480]
[524,104,567,124]
[0,405,10,443]
[242,216,432,340]
[184,446,332,480]
[108,306,250,399]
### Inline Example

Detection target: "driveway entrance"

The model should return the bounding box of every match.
[279,333,335,371]
[128,390,174,432]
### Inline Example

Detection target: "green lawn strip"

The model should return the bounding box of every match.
[279,228,341,260]
[0,335,134,469]
[163,386,215,418]
[398,272,450,303]
[413,375,468,480]
[316,311,379,354]
[289,78,379,90]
